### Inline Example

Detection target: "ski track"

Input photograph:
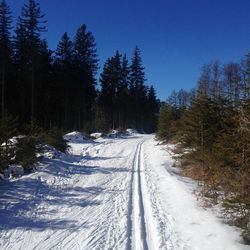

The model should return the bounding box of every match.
[0,134,247,250]
[127,140,149,250]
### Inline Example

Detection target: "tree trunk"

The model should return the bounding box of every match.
[31,64,35,127]
[1,63,6,119]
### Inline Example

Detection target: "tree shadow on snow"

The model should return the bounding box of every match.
[0,152,130,231]
[0,178,102,231]
[67,153,123,162]
[41,158,129,178]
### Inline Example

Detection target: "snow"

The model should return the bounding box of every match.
[4,165,24,179]
[1,135,25,147]
[108,130,120,138]
[126,128,138,135]
[38,144,63,160]
[1,138,16,147]
[90,132,105,139]
[63,131,88,143]
[0,134,247,249]
[142,138,248,250]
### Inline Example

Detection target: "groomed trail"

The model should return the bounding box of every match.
[0,134,247,250]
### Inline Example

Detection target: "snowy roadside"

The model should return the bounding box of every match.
[142,138,248,250]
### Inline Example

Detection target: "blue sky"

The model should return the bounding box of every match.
[8,0,250,100]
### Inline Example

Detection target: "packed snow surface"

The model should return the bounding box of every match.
[0,134,247,250]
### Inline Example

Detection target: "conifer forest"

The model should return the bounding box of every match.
[0,0,159,133]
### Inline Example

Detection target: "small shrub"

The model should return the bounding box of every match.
[0,116,18,173]
[15,136,37,172]
[172,144,184,154]
[242,222,250,244]
[38,128,68,152]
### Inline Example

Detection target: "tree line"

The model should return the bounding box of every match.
[157,58,250,241]
[0,0,159,134]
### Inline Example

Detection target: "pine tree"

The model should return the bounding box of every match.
[0,0,12,119]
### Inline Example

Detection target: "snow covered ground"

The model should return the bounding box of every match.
[0,134,248,250]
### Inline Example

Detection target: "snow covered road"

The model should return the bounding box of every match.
[0,134,247,250]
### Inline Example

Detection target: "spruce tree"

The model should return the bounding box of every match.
[13,23,30,124]
[146,85,159,132]
[111,51,122,128]
[157,104,174,141]
[0,0,12,119]
[36,40,52,127]
[129,46,147,130]
[73,24,98,129]
[180,95,218,167]
[0,116,17,171]
[55,32,73,64]
[99,51,122,129]
[74,24,98,74]
[14,0,46,125]
[117,54,130,128]
[54,32,73,128]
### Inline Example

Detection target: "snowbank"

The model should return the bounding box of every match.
[90,132,106,139]
[4,165,24,178]
[1,135,25,147]
[63,131,87,143]
[126,128,138,135]
[107,130,125,138]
